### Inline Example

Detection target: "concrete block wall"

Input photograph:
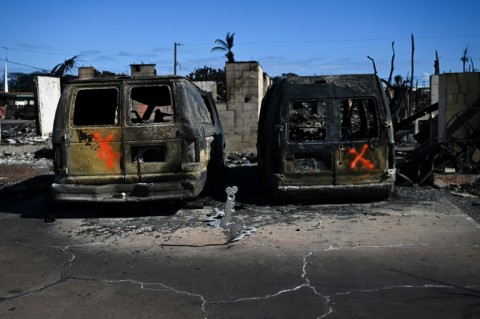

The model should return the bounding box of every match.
[220,62,270,152]
[432,73,480,142]
[193,81,218,101]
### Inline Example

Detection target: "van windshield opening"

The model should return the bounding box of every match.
[130,86,173,124]
[73,88,118,126]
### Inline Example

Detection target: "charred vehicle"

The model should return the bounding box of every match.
[257,74,396,201]
[51,75,224,203]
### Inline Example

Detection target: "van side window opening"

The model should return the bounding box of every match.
[182,83,213,125]
[340,98,378,140]
[130,86,173,124]
[288,100,327,142]
[200,93,217,125]
[73,88,118,126]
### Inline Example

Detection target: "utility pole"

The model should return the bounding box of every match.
[174,42,179,75]
[3,47,8,93]
[1,47,5,143]
[409,34,415,117]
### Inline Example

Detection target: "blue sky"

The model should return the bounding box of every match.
[2,0,479,86]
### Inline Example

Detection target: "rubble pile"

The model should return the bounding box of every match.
[225,152,257,166]
[395,107,480,186]
[0,151,52,170]
[0,120,49,145]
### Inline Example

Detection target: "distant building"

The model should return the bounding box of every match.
[0,92,36,119]
[130,64,156,76]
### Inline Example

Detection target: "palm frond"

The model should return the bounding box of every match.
[226,33,235,48]
[214,39,228,47]
[51,55,80,77]
[211,46,227,52]
[212,32,235,62]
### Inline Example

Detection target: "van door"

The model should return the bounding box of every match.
[122,84,181,184]
[67,86,124,183]
[334,97,388,185]
[284,99,336,185]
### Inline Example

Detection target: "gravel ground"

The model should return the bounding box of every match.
[0,152,52,187]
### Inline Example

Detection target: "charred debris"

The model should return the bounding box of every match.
[369,38,479,189]
[387,75,480,188]
[0,120,46,145]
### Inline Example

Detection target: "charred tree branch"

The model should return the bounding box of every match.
[409,34,415,116]
[388,41,395,86]
[367,56,377,75]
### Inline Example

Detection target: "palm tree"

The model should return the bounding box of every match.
[211,32,235,63]
[51,55,80,77]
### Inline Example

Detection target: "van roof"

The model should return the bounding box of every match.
[285,73,377,83]
[283,74,382,97]
[66,75,189,85]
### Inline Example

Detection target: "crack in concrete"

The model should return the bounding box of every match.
[60,246,76,275]
[0,242,99,302]
[4,242,479,319]
[204,250,330,319]
[61,250,331,319]
[315,244,480,318]
[2,242,211,317]
[1,248,330,318]
[318,284,480,318]
[101,279,208,318]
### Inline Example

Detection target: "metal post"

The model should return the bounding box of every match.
[3,47,8,93]
[174,42,177,75]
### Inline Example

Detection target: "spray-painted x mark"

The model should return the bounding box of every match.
[348,144,374,170]
[92,132,120,169]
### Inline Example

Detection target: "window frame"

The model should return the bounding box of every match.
[71,87,120,127]
[127,84,174,126]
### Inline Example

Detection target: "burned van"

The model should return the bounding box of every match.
[51,75,224,203]
[257,74,396,201]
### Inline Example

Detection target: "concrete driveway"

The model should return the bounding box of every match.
[1,184,479,319]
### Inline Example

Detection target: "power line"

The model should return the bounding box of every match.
[0,58,48,72]
[0,45,73,57]
[184,34,480,47]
